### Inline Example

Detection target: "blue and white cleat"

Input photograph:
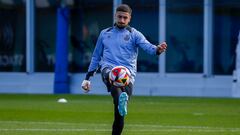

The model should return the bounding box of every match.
[118,92,128,116]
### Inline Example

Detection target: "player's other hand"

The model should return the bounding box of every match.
[157,42,167,54]
[81,80,91,93]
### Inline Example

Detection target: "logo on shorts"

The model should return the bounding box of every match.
[124,35,130,41]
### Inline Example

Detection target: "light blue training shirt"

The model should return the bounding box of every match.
[87,25,159,83]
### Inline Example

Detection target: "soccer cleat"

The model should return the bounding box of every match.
[118,92,128,116]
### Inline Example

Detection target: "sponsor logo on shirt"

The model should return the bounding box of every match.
[124,35,130,41]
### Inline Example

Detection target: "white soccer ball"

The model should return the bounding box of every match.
[109,66,130,87]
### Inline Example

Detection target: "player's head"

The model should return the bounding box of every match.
[115,4,132,28]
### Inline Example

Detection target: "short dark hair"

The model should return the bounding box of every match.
[116,4,132,15]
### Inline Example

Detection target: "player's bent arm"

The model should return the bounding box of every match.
[81,31,104,93]
[134,29,158,55]
[87,31,104,72]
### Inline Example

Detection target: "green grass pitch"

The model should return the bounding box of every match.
[0,94,240,135]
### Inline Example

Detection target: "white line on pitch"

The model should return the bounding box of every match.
[0,120,240,132]
[0,128,240,133]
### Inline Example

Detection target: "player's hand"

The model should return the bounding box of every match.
[81,80,91,93]
[157,42,167,54]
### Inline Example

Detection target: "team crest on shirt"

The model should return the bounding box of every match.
[124,35,130,41]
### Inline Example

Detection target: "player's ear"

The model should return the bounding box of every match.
[128,15,131,23]
[114,14,117,23]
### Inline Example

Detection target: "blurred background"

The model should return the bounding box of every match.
[0,0,240,97]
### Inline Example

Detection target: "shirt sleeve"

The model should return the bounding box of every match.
[87,31,104,72]
[134,30,157,55]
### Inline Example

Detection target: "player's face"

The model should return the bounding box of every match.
[115,11,131,28]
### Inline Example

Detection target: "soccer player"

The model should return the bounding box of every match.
[81,4,167,135]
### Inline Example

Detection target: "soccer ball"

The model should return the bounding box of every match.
[109,66,130,87]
